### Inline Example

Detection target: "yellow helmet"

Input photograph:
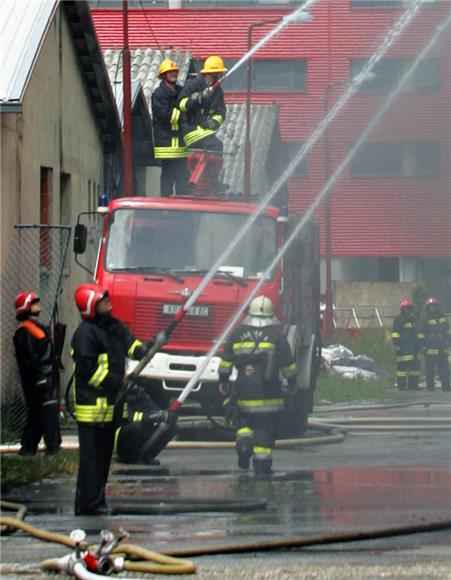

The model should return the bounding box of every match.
[158,59,180,79]
[201,55,228,74]
[249,295,274,317]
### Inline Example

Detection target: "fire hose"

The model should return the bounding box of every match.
[0,515,196,576]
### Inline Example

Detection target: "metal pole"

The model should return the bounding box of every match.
[324,86,333,336]
[244,26,253,202]
[122,0,133,197]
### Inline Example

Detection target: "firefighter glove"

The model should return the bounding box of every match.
[223,396,238,426]
[200,117,219,131]
[190,91,203,104]
[201,86,214,100]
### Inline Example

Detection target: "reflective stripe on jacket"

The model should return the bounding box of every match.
[71,316,145,424]
[178,75,226,146]
[152,81,188,159]
[219,323,297,412]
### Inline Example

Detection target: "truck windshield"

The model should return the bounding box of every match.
[105,209,277,278]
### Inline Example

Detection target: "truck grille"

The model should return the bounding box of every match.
[134,299,236,346]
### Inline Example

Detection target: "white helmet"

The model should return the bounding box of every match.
[244,296,280,328]
[249,295,274,317]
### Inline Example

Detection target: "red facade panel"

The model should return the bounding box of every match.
[91,1,451,257]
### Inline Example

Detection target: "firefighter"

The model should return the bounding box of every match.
[391,298,420,391]
[71,283,151,515]
[178,55,228,192]
[218,296,297,475]
[152,59,189,197]
[418,297,450,391]
[115,384,163,465]
[13,291,61,456]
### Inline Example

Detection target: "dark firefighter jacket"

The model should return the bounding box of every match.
[178,75,226,147]
[418,313,450,355]
[71,315,146,424]
[219,324,297,414]
[391,312,419,361]
[13,319,59,405]
[151,81,188,159]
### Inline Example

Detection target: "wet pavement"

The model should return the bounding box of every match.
[1,390,451,578]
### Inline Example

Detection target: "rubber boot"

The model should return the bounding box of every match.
[236,437,253,470]
[253,456,272,477]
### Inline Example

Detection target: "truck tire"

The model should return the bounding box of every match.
[278,334,318,437]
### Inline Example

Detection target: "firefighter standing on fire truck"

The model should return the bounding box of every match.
[152,59,189,197]
[218,296,297,475]
[418,297,450,391]
[178,55,228,192]
[13,291,61,456]
[71,283,151,515]
[391,298,420,391]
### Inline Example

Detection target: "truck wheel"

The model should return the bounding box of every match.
[278,334,318,437]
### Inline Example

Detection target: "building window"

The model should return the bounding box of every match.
[40,167,53,270]
[350,0,437,8]
[350,142,440,177]
[379,257,399,283]
[350,58,441,93]
[253,59,306,91]
[192,58,306,92]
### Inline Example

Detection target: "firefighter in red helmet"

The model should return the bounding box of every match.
[13,291,61,455]
[71,283,152,515]
[418,297,450,391]
[391,298,420,391]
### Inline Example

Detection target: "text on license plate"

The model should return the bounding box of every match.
[163,304,209,317]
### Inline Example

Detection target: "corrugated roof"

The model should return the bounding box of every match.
[218,103,279,196]
[102,47,279,195]
[0,0,58,102]
[103,48,192,106]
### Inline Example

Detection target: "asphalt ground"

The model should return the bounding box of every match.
[1,388,450,578]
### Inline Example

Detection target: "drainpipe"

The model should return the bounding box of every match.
[122,0,133,197]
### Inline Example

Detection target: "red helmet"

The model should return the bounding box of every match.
[400,298,413,309]
[74,283,108,320]
[15,291,39,318]
[425,297,438,307]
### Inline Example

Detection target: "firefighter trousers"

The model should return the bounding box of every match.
[74,422,115,515]
[395,356,420,390]
[425,351,450,391]
[20,399,61,455]
[160,158,190,197]
[236,413,278,474]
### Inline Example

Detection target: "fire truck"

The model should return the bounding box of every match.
[74,194,321,436]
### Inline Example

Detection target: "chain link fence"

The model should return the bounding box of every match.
[1,225,71,443]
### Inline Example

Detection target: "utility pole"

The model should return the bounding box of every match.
[123,0,133,197]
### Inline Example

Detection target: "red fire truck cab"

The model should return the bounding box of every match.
[74,195,321,435]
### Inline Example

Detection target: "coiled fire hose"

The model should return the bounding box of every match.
[0,513,196,576]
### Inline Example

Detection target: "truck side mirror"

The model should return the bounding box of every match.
[73,224,87,254]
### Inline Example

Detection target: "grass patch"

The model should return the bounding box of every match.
[1,450,79,493]
[314,373,391,405]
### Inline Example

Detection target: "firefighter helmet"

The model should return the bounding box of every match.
[249,295,274,317]
[158,59,179,79]
[400,298,413,309]
[15,291,39,319]
[74,283,108,320]
[425,296,438,307]
[201,55,228,74]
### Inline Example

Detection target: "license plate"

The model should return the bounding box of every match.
[163,303,209,317]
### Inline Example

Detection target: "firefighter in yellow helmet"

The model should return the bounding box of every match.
[152,59,189,197]
[178,55,228,192]
[218,296,298,476]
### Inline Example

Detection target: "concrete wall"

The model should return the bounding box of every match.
[1,5,106,383]
[334,281,416,329]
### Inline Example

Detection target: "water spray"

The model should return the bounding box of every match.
[141,7,451,460]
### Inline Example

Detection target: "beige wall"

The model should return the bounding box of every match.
[1,5,106,382]
[334,281,417,329]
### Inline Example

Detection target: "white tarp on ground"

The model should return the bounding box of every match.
[321,344,385,380]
